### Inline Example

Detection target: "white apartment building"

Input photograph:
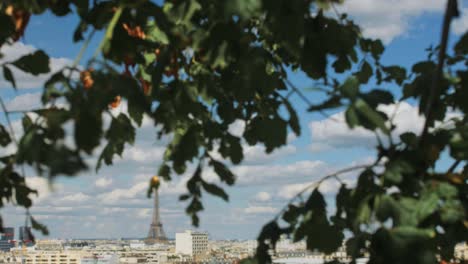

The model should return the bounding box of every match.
[22,251,82,264]
[175,230,208,257]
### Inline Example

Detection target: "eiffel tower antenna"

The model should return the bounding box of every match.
[145,185,167,244]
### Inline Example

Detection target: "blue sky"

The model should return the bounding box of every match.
[1,0,468,240]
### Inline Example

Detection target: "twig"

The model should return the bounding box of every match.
[92,7,124,59]
[0,97,18,146]
[72,29,96,70]
[330,3,345,24]
[447,160,461,173]
[285,79,341,122]
[419,0,459,145]
[0,108,47,115]
[0,96,27,178]
[274,163,375,220]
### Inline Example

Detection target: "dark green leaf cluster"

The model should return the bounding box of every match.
[0,1,466,262]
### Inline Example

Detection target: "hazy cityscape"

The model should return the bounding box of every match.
[0,185,466,264]
[0,0,467,264]
[0,227,467,264]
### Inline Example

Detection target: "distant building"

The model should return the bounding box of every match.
[81,254,119,264]
[19,226,34,246]
[455,242,468,261]
[175,230,208,257]
[35,240,63,251]
[22,251,82,264]
[0,227,15,252]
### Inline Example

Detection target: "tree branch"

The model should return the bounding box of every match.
[447,160,461,173]
[285,79,341,122]
[420,0,459,145]
[0,96,19,146]
[274,163,377,221]
[92,7,123,60]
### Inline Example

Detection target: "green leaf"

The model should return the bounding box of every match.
[435,182,458,199]
[345,106,359,128]
[375,195,396,222]
[455,31,468,54]
[179,194,190,201]
[391,226,434,241]
[147,21,169,44]
[186,197,203,227]
[257,221,281,264]
[400,132,418,147]
[225,0,261,19]
[356,198,372,226]
[0,125,11,147]
[383,159,414,184]
[0,14,15,45]
[158,164,171,181]
[244,117,288,153]
[440,199,464,224]
[308,96,342,112]
[97,114,135,171]
[202,181,229,201]
[332,56,351,73]
[12,50,50,76]
[43,72,68,103]
[370,40,384,59]
[303,217,344,254]
[356,61,373,84]
[75,109,102,154]
[22,115,33,132]
[354,99,389,134]
[258,221,281,243]
[382,66,407,85]
[360,90,394,107]
[170,127,199,174]
[30,216,49,235]
[340,76,359,100]
[3,66,16,89]
[283,204,303,224]
[210,159,236,185]
[415,192,439,223]
[283,99,301,136]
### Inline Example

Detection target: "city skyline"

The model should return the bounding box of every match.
[1,0,468,240]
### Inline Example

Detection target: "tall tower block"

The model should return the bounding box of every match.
[145,187,167,244]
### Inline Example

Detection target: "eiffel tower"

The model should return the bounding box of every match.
[145,188,167,244]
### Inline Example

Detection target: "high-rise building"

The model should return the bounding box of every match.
[19,226,34,246]
[175,230,209,257]
[0,227,15,252]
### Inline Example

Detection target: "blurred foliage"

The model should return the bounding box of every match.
[0,0,466,263]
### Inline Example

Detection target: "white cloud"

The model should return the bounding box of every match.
[309,102,425,151]
[337,0,445,43]
[278,180,343,199]
[97,182,147,204]
[254,191,272,202]
[242,144,296,164]
[233,160,328,185]
[5,92,41,111]
[60,192,91,203]
[24,177,57,203]
[453,7,468,35]
[0,42,75,89]
[244,206,277,214]
[121,146,165,163]
[95,177,113,188]
[228,120,245,137]
[278,182,310,199]
[137,208,151,219]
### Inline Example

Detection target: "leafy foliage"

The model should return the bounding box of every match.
[0,0,466,263]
